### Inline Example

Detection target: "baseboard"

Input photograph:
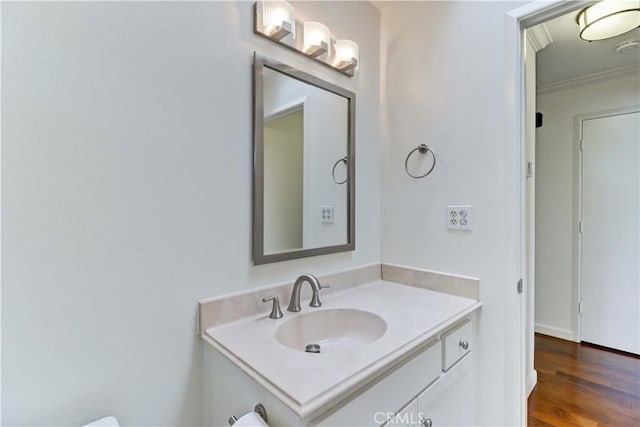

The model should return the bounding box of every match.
[534,323,578,342]
[526,369,538,397]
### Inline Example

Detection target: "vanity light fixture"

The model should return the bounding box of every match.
[303,22,330,58]
[253,2,359,77]
[256,0,296,41]
[577,0,640,41]
[334,39,359,72]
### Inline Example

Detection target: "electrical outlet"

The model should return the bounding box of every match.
[321,206,334,223]
[447,206,472,230]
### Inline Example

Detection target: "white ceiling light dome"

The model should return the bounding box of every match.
[577,0,640,41]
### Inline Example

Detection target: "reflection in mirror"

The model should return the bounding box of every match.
[264,105,304,253]
[254,53,355,264]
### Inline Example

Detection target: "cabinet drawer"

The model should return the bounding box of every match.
[442,320,472,371]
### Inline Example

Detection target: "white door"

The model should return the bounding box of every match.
[580,111,640,355]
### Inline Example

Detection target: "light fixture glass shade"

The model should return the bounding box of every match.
[303,22,330,57]
[258,0,296,40]
[577,0,640,41]
[334,39,359,72]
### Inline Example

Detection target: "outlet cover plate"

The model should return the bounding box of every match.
[447,205,472,230]
[321,206,334,223]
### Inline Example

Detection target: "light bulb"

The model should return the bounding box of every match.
[334,39,359,72]
[258,0,296,41]
[303,22,330,57]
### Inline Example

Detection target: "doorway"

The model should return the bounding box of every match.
[531,9,640,360]
[506,1,640,424]
[532,16,640,351]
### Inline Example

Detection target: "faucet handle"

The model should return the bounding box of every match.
[262,296,283,319]
[319,283,331,290]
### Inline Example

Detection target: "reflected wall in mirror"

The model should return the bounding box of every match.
[254,53,355,264]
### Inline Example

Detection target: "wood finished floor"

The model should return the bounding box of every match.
[528,333,640,426]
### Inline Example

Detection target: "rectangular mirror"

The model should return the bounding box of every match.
[253,53,355,265]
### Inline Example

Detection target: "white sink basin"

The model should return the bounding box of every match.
[275,308,387,352]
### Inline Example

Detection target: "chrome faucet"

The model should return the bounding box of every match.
[287,274,329,312]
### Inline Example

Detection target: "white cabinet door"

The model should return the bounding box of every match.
[313,341,441,427]
[313,318,475,427]
[417,354,474,427]
[382,399,419,427]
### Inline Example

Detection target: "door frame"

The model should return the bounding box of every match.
[574,106,640,342]
[504,1,591,424]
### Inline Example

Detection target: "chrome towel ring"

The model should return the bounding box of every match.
[332,156,348,184]
[405,144,436,179]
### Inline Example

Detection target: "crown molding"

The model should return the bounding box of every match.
[538,63,640,93]
[527,23,553,52]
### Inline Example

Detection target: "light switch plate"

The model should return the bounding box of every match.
[447,205,472,230]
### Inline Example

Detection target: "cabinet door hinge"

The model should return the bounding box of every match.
[579,220,583,233]
[517,279,523,294]
[579,139,584,152]
[578,301,583,315]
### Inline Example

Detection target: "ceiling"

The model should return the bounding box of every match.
[536,9,640,87]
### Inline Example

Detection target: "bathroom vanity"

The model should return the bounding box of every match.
[199,264,481,426]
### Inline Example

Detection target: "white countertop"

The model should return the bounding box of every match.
[203,280,481,419]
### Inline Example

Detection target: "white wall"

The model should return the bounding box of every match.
[1,1,381,425]
[535,72,640,340]
[379,1,525,425]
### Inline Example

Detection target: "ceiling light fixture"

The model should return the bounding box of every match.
[577,0,640,41]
